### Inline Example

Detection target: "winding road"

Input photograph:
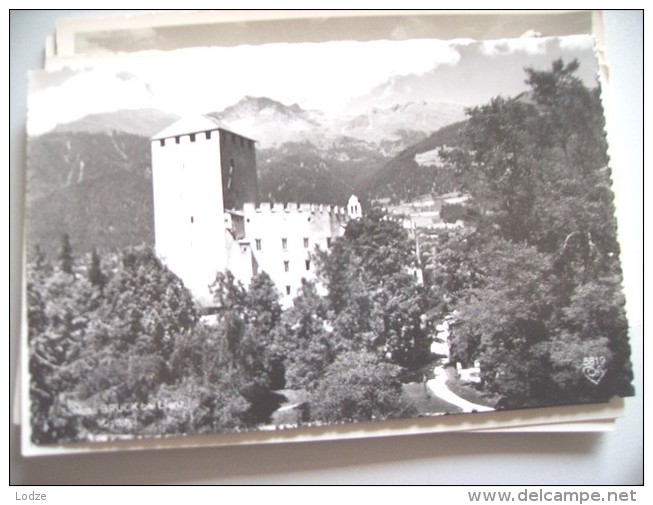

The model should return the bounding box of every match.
[427,367,494,413]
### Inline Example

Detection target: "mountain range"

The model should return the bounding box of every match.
[25,96,468,257]
[49,96,465,155]
[52,108,182,138]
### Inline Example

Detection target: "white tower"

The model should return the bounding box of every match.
[151,116,235,306]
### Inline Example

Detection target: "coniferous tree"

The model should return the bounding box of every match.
[32,244,48,272]
[87,249,107,290]
[79,247,199,408]
[58,233,74,274]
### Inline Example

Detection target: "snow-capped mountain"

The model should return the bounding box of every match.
[208,96,326,147]
[208,95,465,156]
[334,101,466,150]
[42,95,465,158]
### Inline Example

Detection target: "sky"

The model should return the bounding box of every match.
[28,34,599,136]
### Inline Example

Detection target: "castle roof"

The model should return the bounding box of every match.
[151,115,220,140]
[151,115,256,142]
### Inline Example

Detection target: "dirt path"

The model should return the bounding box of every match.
[427,367,494,413]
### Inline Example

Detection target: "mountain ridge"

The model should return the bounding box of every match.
[47,96,465,155]
[360,120,468,202]
[52,108,181,138]
[26,96,469,255]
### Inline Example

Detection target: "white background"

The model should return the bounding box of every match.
[8,9,643,485]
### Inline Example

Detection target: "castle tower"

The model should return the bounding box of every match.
[150,116,257,305]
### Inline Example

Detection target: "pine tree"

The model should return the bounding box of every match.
[87,249,106,290]
[59,233,74,274]
[32,244,47,271]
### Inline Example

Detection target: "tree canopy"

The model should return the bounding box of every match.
[434,59,633,406]
[25,58,633,444]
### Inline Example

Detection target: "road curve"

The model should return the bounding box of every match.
[427,367,494,413]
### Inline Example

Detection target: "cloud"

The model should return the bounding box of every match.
[101,39,467,115]
[27,67,155,135]
[480,36,549,57]
[558,34,595,52]
[29,35,598,134]
[115,71,137,82]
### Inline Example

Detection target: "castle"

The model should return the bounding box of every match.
[151,115,361,306]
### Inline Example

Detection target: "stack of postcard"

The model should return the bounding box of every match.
[16,10,639,457]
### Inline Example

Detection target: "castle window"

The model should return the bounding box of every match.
[303,237,309,249]
[305,259,310,271]
[282,238,288,251]
[190,133,196,142]
[159,139,165,147]
[227,160,234,189]
[190,216,194,223]
[205,131,212,140]
[175,136,180,144]
[326,237,332,248]
[284,260,289,272]
[255,239,262,251]
[285,286,291,295]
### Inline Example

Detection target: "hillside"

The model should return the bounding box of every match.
[25,130,153,257]
[361,120,468,202]
[26,170,154,258]
[218,97,465,203]
[27,130,151,200]
[258,140,386,204]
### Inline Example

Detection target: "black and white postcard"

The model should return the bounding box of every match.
[22,29,634,451]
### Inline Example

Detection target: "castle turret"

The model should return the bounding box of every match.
[348,194,362,220]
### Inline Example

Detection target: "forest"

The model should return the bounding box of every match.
[26,60,633,444]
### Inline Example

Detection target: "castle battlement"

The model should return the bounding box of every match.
[151,115,256,148]
[242,202,348,216]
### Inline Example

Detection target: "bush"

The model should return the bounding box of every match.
[308,351,409,423]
